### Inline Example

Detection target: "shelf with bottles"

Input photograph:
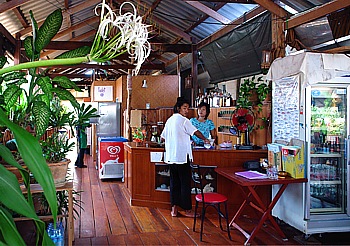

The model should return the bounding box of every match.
[310,183,341,207]
[195,85,234,108]
[218,125,232,134]
[310,158,340,182]
[310,133,342,155]
[217,109,235,118]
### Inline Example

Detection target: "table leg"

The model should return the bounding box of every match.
[68,189,74,246]
[229,185,254,226]
[245,184,289,245]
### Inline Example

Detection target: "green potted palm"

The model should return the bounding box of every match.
[0,1,150,245]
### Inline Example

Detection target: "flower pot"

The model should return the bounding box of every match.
[48,159,70,187]
[4,165,28,184]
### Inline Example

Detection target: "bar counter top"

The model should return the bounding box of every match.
[124,141,268,154]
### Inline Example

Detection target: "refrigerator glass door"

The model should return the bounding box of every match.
[308,85,348,214]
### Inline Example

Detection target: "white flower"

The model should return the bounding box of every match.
[92,1,151,75]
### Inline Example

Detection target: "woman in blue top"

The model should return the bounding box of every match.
[190,102,217,146]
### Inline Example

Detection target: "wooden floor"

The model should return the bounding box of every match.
[70,154,304,246]
[17,152,350,245]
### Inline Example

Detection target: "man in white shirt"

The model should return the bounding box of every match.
[161,97,209,217]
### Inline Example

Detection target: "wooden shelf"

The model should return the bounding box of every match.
[18,182,74,246]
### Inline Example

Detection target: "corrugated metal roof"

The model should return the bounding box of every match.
[0,0,346,79]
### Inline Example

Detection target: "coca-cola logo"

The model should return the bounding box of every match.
[107,146,120,155]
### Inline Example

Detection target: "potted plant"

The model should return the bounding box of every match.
[237,75,271,111]
[0,1,150,244]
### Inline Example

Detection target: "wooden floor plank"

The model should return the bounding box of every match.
[107,235,126,245]
[77,166,95,238]
[156,231,182,245]
[132,206,158,233]
[91,184,111,237]
[158,208,191,231]
[91,236,109,245]
[139,232,162,245]
[109,183,142,235]
[123,234,144,245]
[168,230,197,245]
[102,184,127,235]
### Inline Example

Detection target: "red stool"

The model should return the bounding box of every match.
[190,163,231,242]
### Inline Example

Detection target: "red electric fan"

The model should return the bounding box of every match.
[230,107,255,149]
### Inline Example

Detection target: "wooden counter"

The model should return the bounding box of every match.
[123,142,268,213]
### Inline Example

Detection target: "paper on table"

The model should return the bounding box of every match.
[150,152,163,162]
[235,170,268,179]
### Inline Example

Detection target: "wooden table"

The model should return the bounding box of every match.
[20,182,74,246]
[215,167,307,245]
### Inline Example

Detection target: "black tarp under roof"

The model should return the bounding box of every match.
[199,12,272,84]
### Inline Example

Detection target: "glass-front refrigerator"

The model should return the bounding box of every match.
[308,86,347,214]
[272,77,350,236]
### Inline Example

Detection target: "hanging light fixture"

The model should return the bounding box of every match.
[261,50,272,69]
[142,79,147,88]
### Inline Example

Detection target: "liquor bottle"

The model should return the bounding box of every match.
[335,136,340,152]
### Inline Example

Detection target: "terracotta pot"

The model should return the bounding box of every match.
[48,159,70,187]
[4,165,28,184]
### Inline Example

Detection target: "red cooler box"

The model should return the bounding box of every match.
[98,137,127,180]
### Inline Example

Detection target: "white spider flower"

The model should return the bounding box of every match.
[0,1,151,76]
[92,1,151,75]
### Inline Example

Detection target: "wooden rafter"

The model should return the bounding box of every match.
[0,0,27,13]
[254,0,290,19]
[185,1,231,24]
[286,0,350,29]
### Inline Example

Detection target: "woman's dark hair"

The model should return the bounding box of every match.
[197,102,210,119]
[173,97,190,113]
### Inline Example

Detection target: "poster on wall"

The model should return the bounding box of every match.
[94,86,114,101]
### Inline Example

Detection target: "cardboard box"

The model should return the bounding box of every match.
[281,139,305,178]
[267,143,284,171]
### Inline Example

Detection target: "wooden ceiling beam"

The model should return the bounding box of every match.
[185,1,231,24]
[0,0,27,13]
[0,23,16,45]
[253,0,290,19]
[286,0,350,29]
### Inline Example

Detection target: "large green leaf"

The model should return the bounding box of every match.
[0,165,39,219]
[52,76,82,92]
[55,46,91,59]
[0,144,30,180]
[36,94,51,107]
[35,9,62,52]
[0,207,26,246]
[23,36,34,60]
[3,85,23,110]
[0,109,58,224]
[0,56,6,69]
[32,101,51,138]
[51,87,79,108]
[35,76,53,100]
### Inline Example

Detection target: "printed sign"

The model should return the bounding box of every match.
[94,86,113,101]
